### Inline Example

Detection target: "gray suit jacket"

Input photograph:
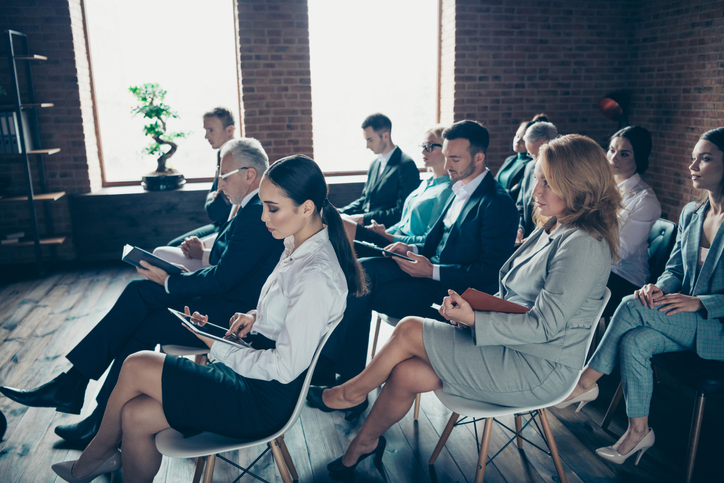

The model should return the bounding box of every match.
[473,225,611,370]
[655,200,724,360]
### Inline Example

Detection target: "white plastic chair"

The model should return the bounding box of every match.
[155,315,343,483]
[370,312,422,420]
[428,288,611,483]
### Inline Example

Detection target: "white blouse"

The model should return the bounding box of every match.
[209,227,348,384]
[611,173,662,286]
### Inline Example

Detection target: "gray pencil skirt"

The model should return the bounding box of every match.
[422,318,578,407]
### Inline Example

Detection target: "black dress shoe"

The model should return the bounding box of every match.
[306,386,369,421]
[327,436,386,480]
[55,405,103,446]
[0,373,86,415]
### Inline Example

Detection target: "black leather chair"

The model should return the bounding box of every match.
[646,218,678,284]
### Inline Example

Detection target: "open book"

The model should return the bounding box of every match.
[122,244,183,275]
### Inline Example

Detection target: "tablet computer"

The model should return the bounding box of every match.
[353,240,415,262]
[168,308,251,349]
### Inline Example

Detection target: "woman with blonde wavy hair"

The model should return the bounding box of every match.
[307,134,621,480]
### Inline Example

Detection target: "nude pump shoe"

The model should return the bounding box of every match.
[596,428,655,465]
[553,385,599,412]
[52,450,121,483]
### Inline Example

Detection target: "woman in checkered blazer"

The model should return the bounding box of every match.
[557,127,724,466]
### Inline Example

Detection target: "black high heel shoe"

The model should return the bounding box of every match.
[327,436,386,480]
[306,386,369,421]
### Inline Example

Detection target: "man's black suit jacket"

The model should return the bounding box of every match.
[340,147,420,226]
[418,173,519,295]
[167,193,284,309]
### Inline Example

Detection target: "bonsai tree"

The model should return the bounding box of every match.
[129,83,187,173]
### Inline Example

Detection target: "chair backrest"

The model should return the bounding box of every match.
[648,218,677,284]
[263,314,344,442]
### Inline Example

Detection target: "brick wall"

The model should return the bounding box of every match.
[627,0,724,221]
[444,0,634,173]
[236,0,314,163]
[0,0,97,265]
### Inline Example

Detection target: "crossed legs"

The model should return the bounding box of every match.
[70,351,170,483]
[322,316,443,466]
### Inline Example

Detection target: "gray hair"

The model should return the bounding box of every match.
[524,122,558,144]
[220,137,269,177]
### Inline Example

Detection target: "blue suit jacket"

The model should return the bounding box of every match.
[167,194,284,309]
[340,147,420,226]
[656,200,724,360]
[418,173,518,295]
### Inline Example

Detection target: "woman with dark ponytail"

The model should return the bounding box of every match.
[51,154,365,482]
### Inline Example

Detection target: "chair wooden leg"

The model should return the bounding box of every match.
[277,435,299,482]
[203,454,216,483]
[685,393,706,483]
[474,418,494,483]
[413,393,421,420]
[371,315,382,358]
[270,439,293,483]
[538,410,567,483]
[601,382,624,430]
[194,354,208,366]
[192,456,206,483]
[429,412,459,464]
[514,414,523,448]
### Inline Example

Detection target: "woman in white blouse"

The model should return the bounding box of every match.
[604,126,662,316]
[51,155,367,483]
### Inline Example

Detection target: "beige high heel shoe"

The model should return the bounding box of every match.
[553,385,599,412]
[596,428,655,465]
[52,450,121,483]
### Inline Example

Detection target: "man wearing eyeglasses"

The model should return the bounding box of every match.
[0,138,285,447]
[340,113,420,229]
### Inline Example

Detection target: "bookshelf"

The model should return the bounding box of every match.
[0,29,65,275]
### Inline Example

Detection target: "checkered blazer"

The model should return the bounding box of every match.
[656,200,724,360]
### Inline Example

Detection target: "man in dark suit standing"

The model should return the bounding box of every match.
[322,120,519,384]
[340,113,420,230]
[0,138,284,446]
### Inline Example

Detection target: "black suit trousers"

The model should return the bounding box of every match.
[324,257,449,381]
[66,279,250,410]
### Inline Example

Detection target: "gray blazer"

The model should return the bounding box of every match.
[655,200,724,360]
[473,225,611,370]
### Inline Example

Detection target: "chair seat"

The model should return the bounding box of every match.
[651,351,724,395]
[161,345,210,356]
[378,313,400,326]
[156,428,257,458]
[434,387,570,418]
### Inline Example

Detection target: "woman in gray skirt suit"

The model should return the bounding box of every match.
[307,134,621,479]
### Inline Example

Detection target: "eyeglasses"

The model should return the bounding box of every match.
[218,167,249,180]
[420,142,442,153]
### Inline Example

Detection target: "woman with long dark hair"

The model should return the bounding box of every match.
[51,155,366,483]
[558,128,724,465]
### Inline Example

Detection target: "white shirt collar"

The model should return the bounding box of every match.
[377,146,396,164]
[240,188,259,208]
[618,173,642,191]
[283,226,330,259]
[452,169,488,198]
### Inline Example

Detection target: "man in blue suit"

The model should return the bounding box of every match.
[323,120,519,384]
[0,138,284,445]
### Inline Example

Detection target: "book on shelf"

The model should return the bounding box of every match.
[4,231,24,239]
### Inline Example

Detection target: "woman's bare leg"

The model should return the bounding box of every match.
[70,351,166,478]
[342,356,442,466]
[323,317,430,408]
[561,366,605,402]
[120,395,171,483]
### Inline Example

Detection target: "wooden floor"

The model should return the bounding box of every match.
[0,264,722,482]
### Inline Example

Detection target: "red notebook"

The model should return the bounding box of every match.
[460,288,529,313]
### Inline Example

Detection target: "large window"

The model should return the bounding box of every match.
[308,0,439,173]
[84,0,240,184]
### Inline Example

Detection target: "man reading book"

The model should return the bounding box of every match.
[0,138,284,446]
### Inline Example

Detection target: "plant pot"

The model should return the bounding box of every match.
[141,171,186,191]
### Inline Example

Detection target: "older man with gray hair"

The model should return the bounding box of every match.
[0,137,285,447]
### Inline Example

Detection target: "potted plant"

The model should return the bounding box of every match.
[129,82,188,190]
